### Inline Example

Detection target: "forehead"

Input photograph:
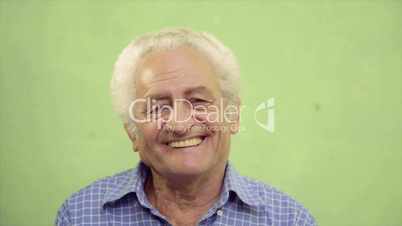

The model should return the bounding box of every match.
[135,46,221,98]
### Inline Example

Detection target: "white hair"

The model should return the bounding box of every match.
[111,28,240,132]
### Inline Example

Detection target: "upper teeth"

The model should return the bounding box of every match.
[168,137,203,148]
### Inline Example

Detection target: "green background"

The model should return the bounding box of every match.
[1,1,401,225]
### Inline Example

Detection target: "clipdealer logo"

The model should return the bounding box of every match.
[128,97,275,133]
[254,97,275,133]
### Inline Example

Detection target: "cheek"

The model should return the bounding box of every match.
[207,125,231,151]
[193,107,224,131]
[136,123,160,148]
[217,130,231,146]
[136,123,162,164]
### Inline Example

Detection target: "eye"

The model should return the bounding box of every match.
[190,98,210,106]
[149,103,171,115]
[149,105,159,114]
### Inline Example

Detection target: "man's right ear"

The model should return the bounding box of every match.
[124,123,139,152]
[124,123,136,142]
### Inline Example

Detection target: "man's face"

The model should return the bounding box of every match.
[127,46,239,178]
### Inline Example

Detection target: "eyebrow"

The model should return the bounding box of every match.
[144,93,171,101]
[185,86,214,97]
[144,86,215,100]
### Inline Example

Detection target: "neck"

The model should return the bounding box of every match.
[144,163,227,225]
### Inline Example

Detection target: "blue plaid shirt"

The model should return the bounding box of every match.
[56,162,316,226]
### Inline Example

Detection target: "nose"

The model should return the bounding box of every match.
[164,99,193,136]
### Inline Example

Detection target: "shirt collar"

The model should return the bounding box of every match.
[102,161,263,207]
[220,162,264,207]
[102,162,148,207]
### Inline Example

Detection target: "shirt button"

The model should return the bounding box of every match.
[216,209,223,216]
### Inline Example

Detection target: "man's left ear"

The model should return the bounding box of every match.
[229,97,241,135]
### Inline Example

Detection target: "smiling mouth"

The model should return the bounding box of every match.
[167,136,206,148]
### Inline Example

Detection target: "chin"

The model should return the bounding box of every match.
[166,160,211,177]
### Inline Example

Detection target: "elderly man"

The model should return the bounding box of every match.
[56,28,316,226]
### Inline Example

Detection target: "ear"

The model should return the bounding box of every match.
[124,123,139,152]
[229,97,241,135]
[230,121,240,134]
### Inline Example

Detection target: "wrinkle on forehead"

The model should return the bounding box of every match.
[140,68,185,86]
[135,46,220,98]
[136,67,190,98]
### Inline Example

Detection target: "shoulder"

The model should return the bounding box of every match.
[55,168,135,225]
[67,168,133,205]
[239,176,317,226]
